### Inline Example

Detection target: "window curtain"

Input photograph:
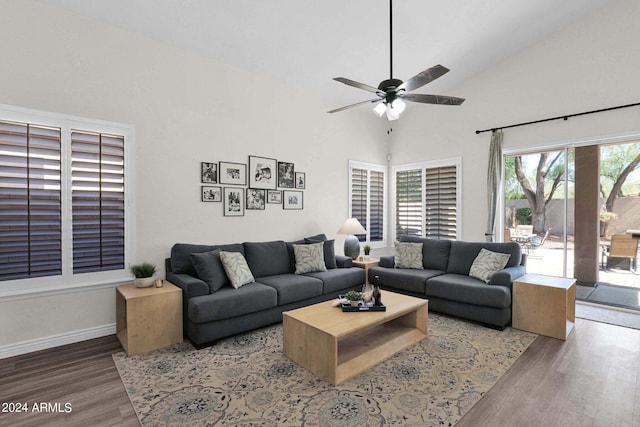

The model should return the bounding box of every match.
[486,130,503,242]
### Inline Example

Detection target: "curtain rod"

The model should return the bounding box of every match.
[475,101,640,134]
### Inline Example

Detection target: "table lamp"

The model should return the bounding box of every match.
[337,218,367,259]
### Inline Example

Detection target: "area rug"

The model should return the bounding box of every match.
[113,313,536,427]
[576,302,640,330]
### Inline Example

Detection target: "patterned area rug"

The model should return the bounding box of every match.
[113,313,536,426]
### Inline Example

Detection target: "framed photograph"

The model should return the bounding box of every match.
[278,161,295,188]
[201,186,221,202]
[223,187,245,216]
[246,188,266,210]
[267,190,282,204]
[219,161,247,186]
[248,155,277,190]
[295,172,306,189]
[283,190,303,210]
[201,162,217,183]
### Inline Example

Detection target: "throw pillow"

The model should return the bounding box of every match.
[304,238,337,269]
[469,248,511,283]
[219,251,255,289]
[293,241,327,274]
[190,249,229,293]
[395,241,424,269]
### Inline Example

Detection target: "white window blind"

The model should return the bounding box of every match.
[0,120,62,281]
[71,131,125,273]
[394,160,460,241]
[349,161,386,244]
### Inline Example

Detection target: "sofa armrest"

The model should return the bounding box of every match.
[336,255,353,268]
[489,265,526,288]
[167,272,209,299]
[379,255,394,268]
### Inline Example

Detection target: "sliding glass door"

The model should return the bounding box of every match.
[504,148,574,278]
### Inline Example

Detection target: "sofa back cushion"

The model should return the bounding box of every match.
[244,240,291,277]
[171,243,244,276]
[399,236,451,271]
[447,241,521,275]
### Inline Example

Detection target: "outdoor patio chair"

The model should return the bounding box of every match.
[524,228,550,254]
[605,234,639,272]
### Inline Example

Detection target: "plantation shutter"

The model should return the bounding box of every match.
[350,167,367,242]
[369,169,384,242]
[0,120,62,281]
[425,166,457,240]
[71,131,125,273]
[395,169,422,238]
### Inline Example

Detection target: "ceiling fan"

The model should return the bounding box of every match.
[328,0,465,121]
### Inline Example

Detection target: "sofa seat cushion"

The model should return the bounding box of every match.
[256,274,323,305]
[304,267,365,295]
[188,283,277,324]
[426,274,511,308]
[369,266,445,294]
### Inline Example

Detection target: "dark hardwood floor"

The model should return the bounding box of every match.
[1,318,638,426]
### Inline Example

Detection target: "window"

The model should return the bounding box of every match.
[393,158,460,241]
[0,104,133,295]
[349,161,387,245]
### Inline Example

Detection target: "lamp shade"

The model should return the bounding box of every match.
[337,218,366,235]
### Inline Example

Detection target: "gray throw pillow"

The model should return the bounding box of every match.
[469,248,511,283]
[305,238,337,269]
[190,249,229,293]
[219,251,255,289]
[293,242,327,274]
[394,241,424,269]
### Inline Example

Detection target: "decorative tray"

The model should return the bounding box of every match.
[338,296,386,312]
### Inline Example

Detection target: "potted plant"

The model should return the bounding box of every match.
[344,290,362,307]
[130,262,157,288]
[363,244,371,259]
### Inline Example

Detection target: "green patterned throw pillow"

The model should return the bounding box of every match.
[469,248,511,283]
[293,242,327,274]
[394,241,424,269]
[219,251,255,289]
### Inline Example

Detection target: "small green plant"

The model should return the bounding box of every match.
[344,290,362,301]
[130,262,156,278]
[363,245,371,255]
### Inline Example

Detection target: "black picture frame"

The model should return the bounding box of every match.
[295,172,306,189]
[201,162,217,183]
[277,161,295,188]
[223,187,245,216]
[246,188,266,210]
[219,161,247,186]
[267,190,282,204]
[283,190,303,210]
[248,155,277,190]
[201,186,221,202]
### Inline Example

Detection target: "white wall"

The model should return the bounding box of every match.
[392,0,640,241]
[0,0,388,355]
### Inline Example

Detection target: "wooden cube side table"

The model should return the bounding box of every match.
[116,281,183,356]
[512,274,576,340]
[352,258,380,284]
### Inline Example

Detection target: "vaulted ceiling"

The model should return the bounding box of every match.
[40,0,618,111]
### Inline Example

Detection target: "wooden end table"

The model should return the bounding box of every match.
[116,281,183,356]
[283,290,428,385]
[352,258,379,284]
[512,273,576,340]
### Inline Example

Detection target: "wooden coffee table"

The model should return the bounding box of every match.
[282,291,428,385]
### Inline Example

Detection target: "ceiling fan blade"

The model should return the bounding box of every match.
[397,65,450,93]
[334,77,384,95]
[327,99,382,114]
[400,93,465,105]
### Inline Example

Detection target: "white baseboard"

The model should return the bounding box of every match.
[0,323,116,359]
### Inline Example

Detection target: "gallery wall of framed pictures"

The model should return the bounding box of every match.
[200,155,305,216]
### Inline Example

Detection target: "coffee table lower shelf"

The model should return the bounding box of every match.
[283,292,428,385]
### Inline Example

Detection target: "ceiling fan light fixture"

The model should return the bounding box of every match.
[391,98,406,114]
[386,105,401,121]
[373,102,387,117]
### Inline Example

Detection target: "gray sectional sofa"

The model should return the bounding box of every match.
[165,234,364,348]
[369,237,526,329]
